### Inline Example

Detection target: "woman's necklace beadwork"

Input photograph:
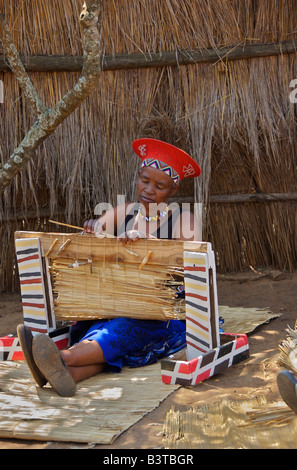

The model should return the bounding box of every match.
[137,204,169,223]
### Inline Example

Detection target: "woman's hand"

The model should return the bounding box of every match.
[83,219,103,237]
[118,230,147,245]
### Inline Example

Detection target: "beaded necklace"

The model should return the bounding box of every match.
[137,204,169,223]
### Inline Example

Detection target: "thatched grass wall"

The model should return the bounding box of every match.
[0,0,297,291]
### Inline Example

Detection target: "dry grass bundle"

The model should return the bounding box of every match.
[2,0,297,56]
[205,52,297,271]
[0,1,82,55]
[278,322,297,374]
[208,201,297,272]
[52,257,185,321]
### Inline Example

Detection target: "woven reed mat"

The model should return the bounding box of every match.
[0,306,279,444]
[163,396,297,449]
[0,361,178,444]
[219,305,281,334]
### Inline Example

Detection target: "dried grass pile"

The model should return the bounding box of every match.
[163,396,297,449]
[1,0,297,291]
[278,322,297,374]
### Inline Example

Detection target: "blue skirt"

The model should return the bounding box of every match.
[70,318,186,372]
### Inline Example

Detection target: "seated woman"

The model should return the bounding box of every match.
[17,138,201,397]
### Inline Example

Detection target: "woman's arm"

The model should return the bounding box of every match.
[83,203,126,236]
[84,202,140,241]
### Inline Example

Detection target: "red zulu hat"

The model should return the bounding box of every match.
[132,138,201,182]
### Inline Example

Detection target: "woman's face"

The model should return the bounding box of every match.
[137,166,179,212]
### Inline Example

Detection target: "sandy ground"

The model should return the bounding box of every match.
[0,269,296,449]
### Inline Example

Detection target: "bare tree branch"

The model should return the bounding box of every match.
[0,0,102,193]
[0,14,48,115]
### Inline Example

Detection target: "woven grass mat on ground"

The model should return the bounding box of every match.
[219,305,281,334]
[163,396,297,449]
[0,306,279,444]
[0,361,178,444]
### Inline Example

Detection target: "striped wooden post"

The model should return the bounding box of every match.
[15,238,55,334]
[184,245,220,360]
[161,243,249,385]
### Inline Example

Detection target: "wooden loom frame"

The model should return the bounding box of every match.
[0,231,249,385]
